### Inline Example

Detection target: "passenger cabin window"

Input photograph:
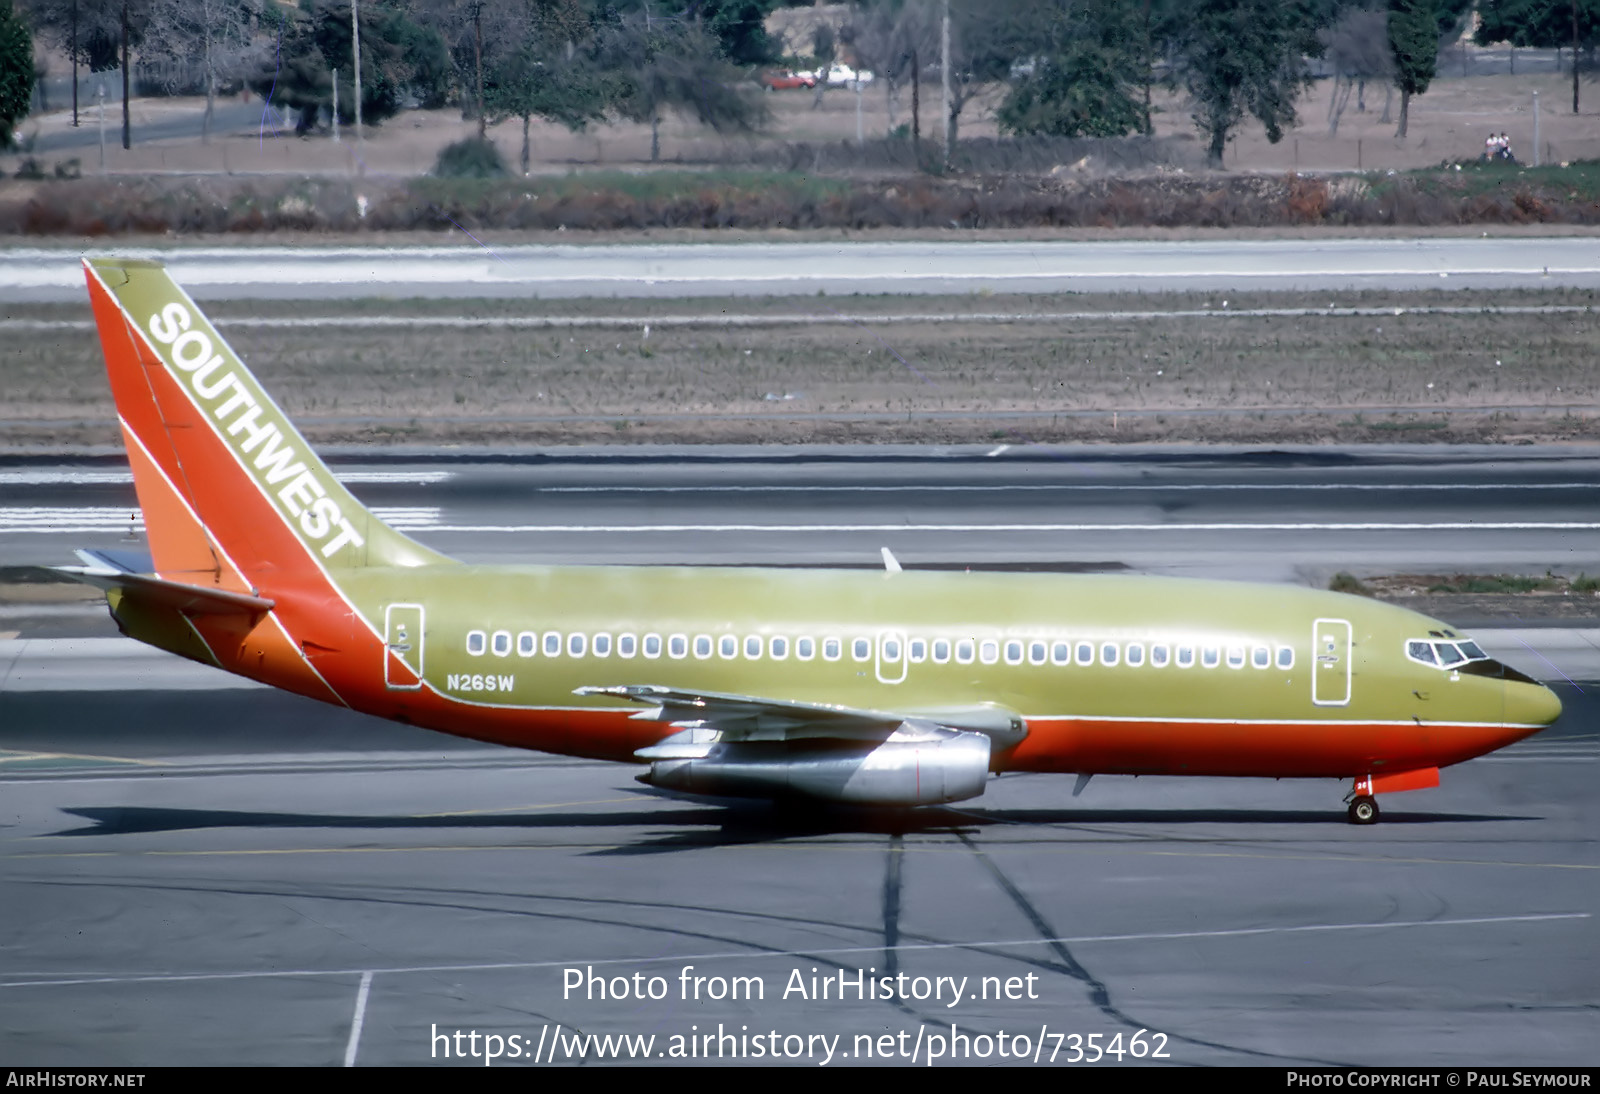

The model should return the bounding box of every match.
[694,635,713,659]
[1151,645,1170,667]
[852,638,871,662]
[1004,640,1024,665]
[932,639,951,664]
[956,639,975,664]
[644,633,663,659]
[668,634,687,659]
[796,637,815,661]
[1126,643,1145,667]
[770,636,789,660]
[1226,646,1245,669]
[823,638,842,662]
[1052,642,1070,666]
[1029,641,1047,665]
[719,635,738,659]
[1177,645,1195,668]
[492,631,511,657]
[882,638,902,662]
[543,633,562,657]
[1276,646,1294,669]
[593,633,612,658]
[618,634,637,658]
[1251,646,1269,669]
[1202,646,1220,668]
[567,633,586,657]
[1075,642,1094,666]
[745,636,762,659]
[1100,643,1119,667]
[980,640,999,665]
[466,630,486,656]
[517,631,537,657]
[909,639,927,663]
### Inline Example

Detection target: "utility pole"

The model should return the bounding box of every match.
[1533,89,1541,165]
[941,0,950,169]
[70,0,79,127]
[120,0,130,150]
[352,0,364,155]
[474,3,486,139]
[332,69,339,142]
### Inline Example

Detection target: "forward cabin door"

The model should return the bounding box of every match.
[1312,617,1352,706]
[385,603,425,690]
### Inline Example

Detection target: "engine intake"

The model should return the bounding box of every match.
[638,721,991,805]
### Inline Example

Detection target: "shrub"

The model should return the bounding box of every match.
[432,137,507,179]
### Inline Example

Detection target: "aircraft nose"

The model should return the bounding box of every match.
[1507,680,1563,728]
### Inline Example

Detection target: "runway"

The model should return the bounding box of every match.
[6,446,1599,582]
[1,678,1596,1066]
[7,237,1600,302]
[2,447,1599,1065]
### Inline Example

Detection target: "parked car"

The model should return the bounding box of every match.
[760,69,817,91]
[819,64,873,88]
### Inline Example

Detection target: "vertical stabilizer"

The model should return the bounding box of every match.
[83,258,451,584]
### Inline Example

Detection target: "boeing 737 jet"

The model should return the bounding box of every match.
[65,258,1562,824]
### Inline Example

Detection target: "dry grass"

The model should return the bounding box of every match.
[4,288,1598,448]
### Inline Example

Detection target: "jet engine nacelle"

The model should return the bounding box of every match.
[639,723,992,805]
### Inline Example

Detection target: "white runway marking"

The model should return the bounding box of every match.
[9,508,1595,536]
[0,913,1584,989]
[343,970,373,1068]
[0,506,438,533]
[540,482,1600,494]
[9,304,1600,334]
[0,470,452,486]
[421,521,1600,534]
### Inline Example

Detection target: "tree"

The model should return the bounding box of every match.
[1476,0,1600,112]
[1320,5,1391,134]
[139,0,265,141]
[249,0,446,136]
[23,0,122,125]
[1387,0,1435,138]
[485,0,606,172]
[1167,0,1324,168]
[843,0,938,135]
[596,12,765,162]
[0,0,34,147]
[689,0,781,67]
[996,0,1148,139]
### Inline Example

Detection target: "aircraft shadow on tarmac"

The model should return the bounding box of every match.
[48,802,1532,849]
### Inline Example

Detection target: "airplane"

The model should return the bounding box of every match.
[62,257,1563,825]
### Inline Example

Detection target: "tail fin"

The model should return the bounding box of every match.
[83,257,450,591]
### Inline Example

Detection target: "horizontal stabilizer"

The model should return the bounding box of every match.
[74,548,155,574]
[54,566,275,617]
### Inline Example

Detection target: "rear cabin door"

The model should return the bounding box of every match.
[385,603,425,690]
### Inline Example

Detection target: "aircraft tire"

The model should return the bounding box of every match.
[1347,796,1380,825]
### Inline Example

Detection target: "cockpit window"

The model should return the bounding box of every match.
[1406,636,1492,670]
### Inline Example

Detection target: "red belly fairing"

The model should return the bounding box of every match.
[1005,716,1542,778]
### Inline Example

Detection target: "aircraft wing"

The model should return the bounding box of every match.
[575,683,1027,759]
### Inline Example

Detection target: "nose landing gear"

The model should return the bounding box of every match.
[1347,795,1380,825]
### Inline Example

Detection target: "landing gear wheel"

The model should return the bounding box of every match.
[1347,795,1380,825]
